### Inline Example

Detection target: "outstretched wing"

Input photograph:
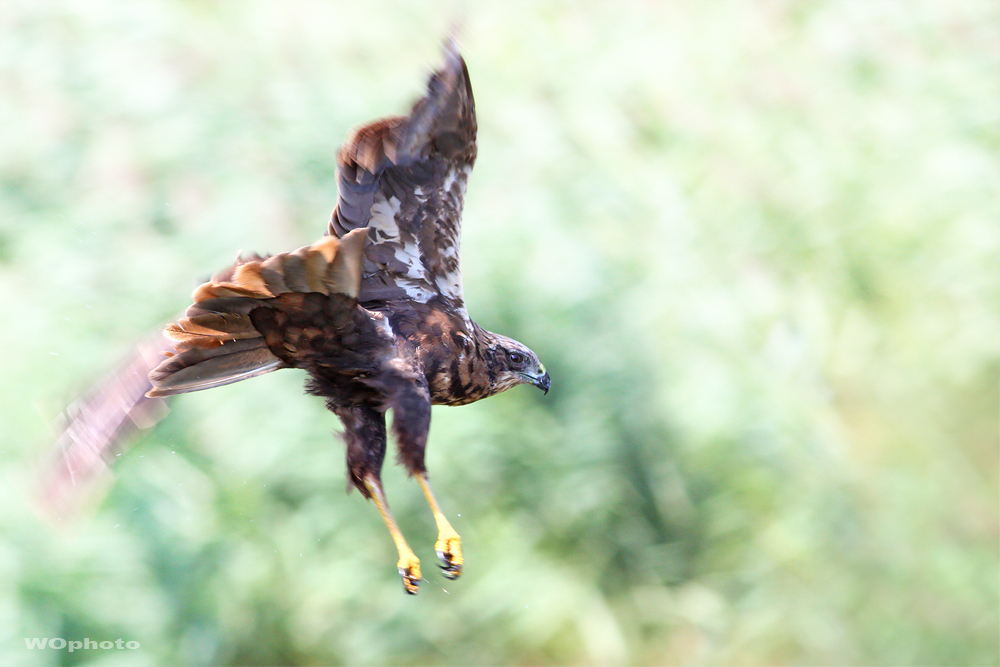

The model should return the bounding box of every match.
[327,39,477,318]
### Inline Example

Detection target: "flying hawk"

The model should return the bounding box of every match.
[44,40,549,595]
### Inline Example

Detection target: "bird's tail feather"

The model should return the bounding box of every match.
[147,228,368,397]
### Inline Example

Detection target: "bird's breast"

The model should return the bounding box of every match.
[424,347,493,406]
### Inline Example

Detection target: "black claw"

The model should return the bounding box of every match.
[436,550,462,579]
[399,569,420,595]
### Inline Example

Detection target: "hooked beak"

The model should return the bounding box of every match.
[525,370,551,395]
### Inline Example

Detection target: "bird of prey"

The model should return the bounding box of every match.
[44,40,550,595]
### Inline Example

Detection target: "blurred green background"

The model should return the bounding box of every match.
[1,1,997,665]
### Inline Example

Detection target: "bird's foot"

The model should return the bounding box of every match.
[398,553,422,595]
[435,529,463,580]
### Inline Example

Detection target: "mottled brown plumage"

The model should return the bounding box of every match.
[45,39,549,595]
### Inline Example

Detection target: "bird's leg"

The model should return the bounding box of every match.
[385,370,463,579]
[415,472,463,579]
[337,404,421,594]
[362,473,421,595]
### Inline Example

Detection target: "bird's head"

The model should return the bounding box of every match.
[487,334,550,396]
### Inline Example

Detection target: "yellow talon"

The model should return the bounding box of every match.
[397,551,422,595]
[417,472,464,579]
[435,529,463,579]
[364,474,423,594]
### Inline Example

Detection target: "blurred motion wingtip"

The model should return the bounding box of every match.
[37,333,174,522]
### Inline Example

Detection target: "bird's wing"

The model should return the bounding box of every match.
[39,333,172,518]
[327,39,476,322]
[40,228,373,516]
[147,228,369,397]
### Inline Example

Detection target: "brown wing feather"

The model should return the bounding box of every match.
[327,39,476,316]
[148,229,368,397]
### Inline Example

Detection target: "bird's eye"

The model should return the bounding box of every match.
[507,351,524,366]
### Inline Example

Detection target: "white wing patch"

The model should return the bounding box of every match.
[362,165,472,314]
[440,168,458,195]
[369,194,402,242]
[434,245,463,302]
[369,192,434,302]
[369,309,396,340]
[433,164,472,308]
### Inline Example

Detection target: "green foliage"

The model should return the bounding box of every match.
[1,1,997,665]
